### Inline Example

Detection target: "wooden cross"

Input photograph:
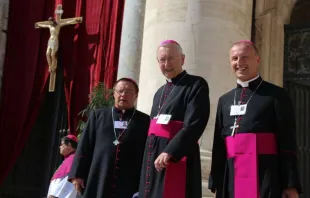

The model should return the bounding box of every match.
[35,4,83,92]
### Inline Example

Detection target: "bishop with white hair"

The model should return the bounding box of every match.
[138,40,210,198]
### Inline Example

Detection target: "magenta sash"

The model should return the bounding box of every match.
[51,152,75,180]
[225,133,277,198]
[148,119,186,198]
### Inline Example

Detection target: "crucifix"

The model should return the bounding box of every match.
[230,120,239,136]
[35,4,83,92]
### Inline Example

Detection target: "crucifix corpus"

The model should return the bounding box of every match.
[35,4,82,92]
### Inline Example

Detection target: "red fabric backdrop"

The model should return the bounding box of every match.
[0,0,124,184]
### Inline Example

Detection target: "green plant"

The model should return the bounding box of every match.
[76,82,114,136]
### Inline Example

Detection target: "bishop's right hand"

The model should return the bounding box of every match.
[71,178,85,195]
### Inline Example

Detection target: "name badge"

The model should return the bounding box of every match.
[156,114,172,125]
[230,104,247,116]
[114,121,128,129]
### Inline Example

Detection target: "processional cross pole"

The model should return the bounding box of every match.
[35,4,82,92]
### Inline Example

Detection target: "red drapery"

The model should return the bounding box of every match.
[61,0,124,134]
[0,0,124,184]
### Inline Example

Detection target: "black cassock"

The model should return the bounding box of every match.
[68,107,150,198]
[208,76,302,198]
[138,70,210,198]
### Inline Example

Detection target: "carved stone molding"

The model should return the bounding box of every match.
[0,0,9,96]
[254,0,296,86]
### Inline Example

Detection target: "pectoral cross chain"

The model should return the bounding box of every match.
[230,121,239,136]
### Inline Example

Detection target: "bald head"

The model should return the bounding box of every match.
[231,40,259,55]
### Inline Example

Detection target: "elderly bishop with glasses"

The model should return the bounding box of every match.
[68,78,150,198]
[138,40,210,198]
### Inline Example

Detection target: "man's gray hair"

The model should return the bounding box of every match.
[157,43,184,55]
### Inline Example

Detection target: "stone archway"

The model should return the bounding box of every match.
[254,0,296,86]
[255,1,310,197]
[290,0,310,24]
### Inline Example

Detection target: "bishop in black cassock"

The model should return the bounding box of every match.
[68,78,150,198]
[208,40,301,198]
[138,40,210,198]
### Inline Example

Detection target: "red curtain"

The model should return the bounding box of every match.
[61,0,124,134]
[0,0,124,184]
[0,0,53,183]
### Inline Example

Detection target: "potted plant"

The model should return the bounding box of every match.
[76,82,114,138]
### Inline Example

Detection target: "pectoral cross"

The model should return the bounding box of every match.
[230,120,239,136]
[113,139,120,145]
[35,4,83,92]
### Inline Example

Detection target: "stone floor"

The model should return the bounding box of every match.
[200,148,214,198]
[0,149,215,198]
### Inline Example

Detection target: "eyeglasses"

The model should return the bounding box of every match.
[114,90,135,95]
[157,55,182,64]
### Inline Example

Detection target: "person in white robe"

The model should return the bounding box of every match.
[47,135,78,198]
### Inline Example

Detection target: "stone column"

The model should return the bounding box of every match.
[117,0,146,82]
[137,1,252,196]
[0,0,9,96]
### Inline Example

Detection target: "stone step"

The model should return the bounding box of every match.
[202,180,214,197]
[200,148,212,157]
[200,151,212,181]
[200,149,213,197]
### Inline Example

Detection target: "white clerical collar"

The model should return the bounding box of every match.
[237,75,260,87]
[166,70,184,83]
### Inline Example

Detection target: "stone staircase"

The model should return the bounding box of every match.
[200,148,214,198]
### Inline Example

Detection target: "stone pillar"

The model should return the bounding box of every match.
[137,1,252,196]
[117,0,146,82]
[0,0,9,96]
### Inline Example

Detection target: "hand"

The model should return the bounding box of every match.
[71,178,85,195]
[154,152,171,171]
[282,188,298,198]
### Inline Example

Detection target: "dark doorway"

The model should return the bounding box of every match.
[283,1,310,197]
